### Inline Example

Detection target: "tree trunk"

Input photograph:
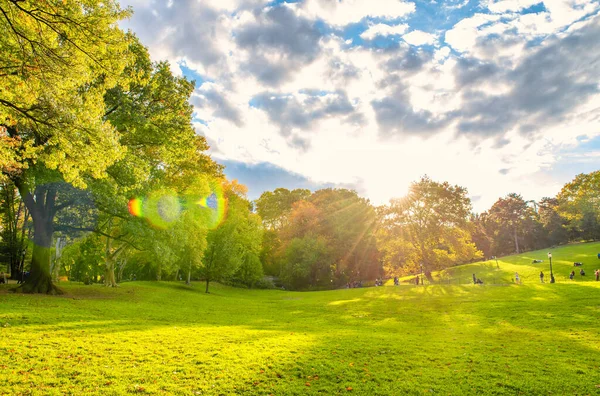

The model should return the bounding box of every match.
[104,233,118,287]
[104,258,117,287]
[18,219,61,294]
[52,237,64,282]
[205,277,210,293]
[117,259,126,283]
[157,261,162,281]
[425,270,433,282]
[186,265,191,285]
[15,185,62,294]
[513,228,520,254]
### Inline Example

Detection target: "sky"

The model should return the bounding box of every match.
[120,0,600,211]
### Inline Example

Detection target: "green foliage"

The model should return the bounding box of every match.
[0,181,30,276]
[379,176,481,278]
[255,188,310,230]
[61,235,104,284]
[558,171,600,241]
[0,0,132,188]
[258,188,381,290]
[202,183,264,292]
[281,234,331,289]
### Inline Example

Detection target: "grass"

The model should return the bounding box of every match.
[440,241,600,285]
[0,243,599,395]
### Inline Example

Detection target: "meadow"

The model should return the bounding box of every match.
[1,243,600,395]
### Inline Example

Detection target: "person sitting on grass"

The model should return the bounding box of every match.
[596,269,599,281]
[580,269,585,276]
[569,271,575,280]
[540,271,544,283]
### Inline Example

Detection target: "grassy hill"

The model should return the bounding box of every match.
[1,243,600,395]
[425,241,600,285]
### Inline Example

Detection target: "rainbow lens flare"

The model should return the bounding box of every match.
[127,179,227,230]
[204,180,226,230]
[128,198,143,218]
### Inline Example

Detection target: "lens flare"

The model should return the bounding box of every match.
[204,181,226,230]
[127,180,228,230]
[128,198,143,218]
[145,191,182,229]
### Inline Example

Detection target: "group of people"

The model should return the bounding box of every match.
[514,268,600,283]
[346,280,363,288]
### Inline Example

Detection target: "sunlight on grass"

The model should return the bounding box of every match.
[1,242,600,394]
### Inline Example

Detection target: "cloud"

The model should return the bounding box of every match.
[297,0,416,26]
[485,0,542,13]
[192,83,244,126]
[120,0,231,77]
[360,23,409,40]
[250,90,361,146]
[457,17,600,137]
[234,5,324,86]
[403,30,438,46]
[120,0,600,213]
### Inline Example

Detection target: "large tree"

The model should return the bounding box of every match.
[378,177,481,280]
[486,193,536,255]
[558,171,600,241]
[0,0,131,293]
[201,182,263,293]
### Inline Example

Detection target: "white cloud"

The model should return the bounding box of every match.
[360,23,409,40]
[485,0,541,13]
[297,0,416,26]
[120,0,600,212]
[403,30,438,46]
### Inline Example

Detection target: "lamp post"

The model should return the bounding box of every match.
[548,252,555,283]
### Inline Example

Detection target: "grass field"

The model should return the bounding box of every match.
[1,243,600,395]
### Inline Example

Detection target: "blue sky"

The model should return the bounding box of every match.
[121,0,600,211]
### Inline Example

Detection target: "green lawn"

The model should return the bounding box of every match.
[1,243,600,395]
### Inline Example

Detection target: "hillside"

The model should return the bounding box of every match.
[428,242,600,285]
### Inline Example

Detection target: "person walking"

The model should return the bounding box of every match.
[515,272,520,284]
[540,271,544,283]
[595,269,599,281]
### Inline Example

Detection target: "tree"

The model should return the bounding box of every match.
[0,181,30,278]
[201,181,262,293]
[378,177,481,280]
[468,213,492,258]
[1,0,132,293]
[257,187,381,289]
[255,188,310,230]
[280,234,330,289]
[558,171,600,241]
[538,197,569,246]
[307,189,380,285]
[487,194,530,255]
